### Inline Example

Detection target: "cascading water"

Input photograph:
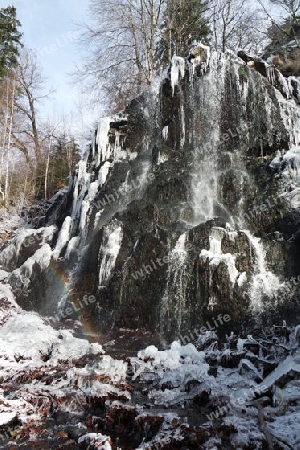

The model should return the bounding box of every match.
[5,43,300,340]
[160,233,188,336]
[200,227,239,285]
[189,51,225,225]
[98,221,123,289]
[244,231,282,309]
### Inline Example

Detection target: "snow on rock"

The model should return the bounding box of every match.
[0,305,102,379]
[188,42,211,75]
[0,269,8,282]
[0,208,25,237]
[0,226,56,270]
[9,243,53,286]
[257,350,300,393]
[0,280,135,443]
[71,354,127,385]
[0,283,19,325]
[78,433,112,449]
[136,413,183,449]
[0,412,16,426]
[133,341,209,406]
[270,146,300,208]
[200,227,239,284]
[268,410,300,449]
[196,330,218,349]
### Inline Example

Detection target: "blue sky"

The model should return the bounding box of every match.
[0,0,92,125]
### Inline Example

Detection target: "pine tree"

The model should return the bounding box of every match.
[0,6,23,79]
[44,134,81,200]
[156,0,210,66]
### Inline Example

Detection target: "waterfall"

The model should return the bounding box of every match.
[200,227,239,285]
[8,44,300,339]
[190,51,227,224]
[161,233,188,336]
[98,221,123,288]
[244,231,282,310]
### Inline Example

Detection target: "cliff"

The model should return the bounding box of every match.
[3,45,300,342]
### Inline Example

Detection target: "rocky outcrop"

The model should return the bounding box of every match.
[2,44,300,341]
[262,19,300,83]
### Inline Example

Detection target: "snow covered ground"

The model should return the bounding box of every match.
[0,277,300,448]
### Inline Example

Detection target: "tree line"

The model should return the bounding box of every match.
[76,0,300,111]
[0,6,80,209]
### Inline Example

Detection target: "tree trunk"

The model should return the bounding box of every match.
[44,133,53,201]
[4,75,16,206]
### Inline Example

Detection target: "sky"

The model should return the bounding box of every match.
[0,0,95,133]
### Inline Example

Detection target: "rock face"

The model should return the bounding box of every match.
[263,20,300,78]
[4,46,300,341]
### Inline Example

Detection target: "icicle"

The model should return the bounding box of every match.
[162,126,168,141]
[180,105,185,148]
[65,237,80,259]
[72,160,90,220]
[171,56,185,95]
[98,221,123,288]
[53,216,72,259]
[96,117,111,165]
[98,161,111,186]
[266,65,276,85]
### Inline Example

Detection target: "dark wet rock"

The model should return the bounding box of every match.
[220,351,246,368]
[4,47,300,346]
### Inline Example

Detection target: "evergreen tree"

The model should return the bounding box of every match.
[156,0,210,66]
[0,6,23,79]
[44,134,81,199]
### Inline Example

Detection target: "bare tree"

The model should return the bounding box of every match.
[13,49,53,170]
[258,0,300,47]
[209,0,266,53]
[43,116,60,201]
[0,75,16,205]
[271,0,300,23]
[75,0,163,112]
